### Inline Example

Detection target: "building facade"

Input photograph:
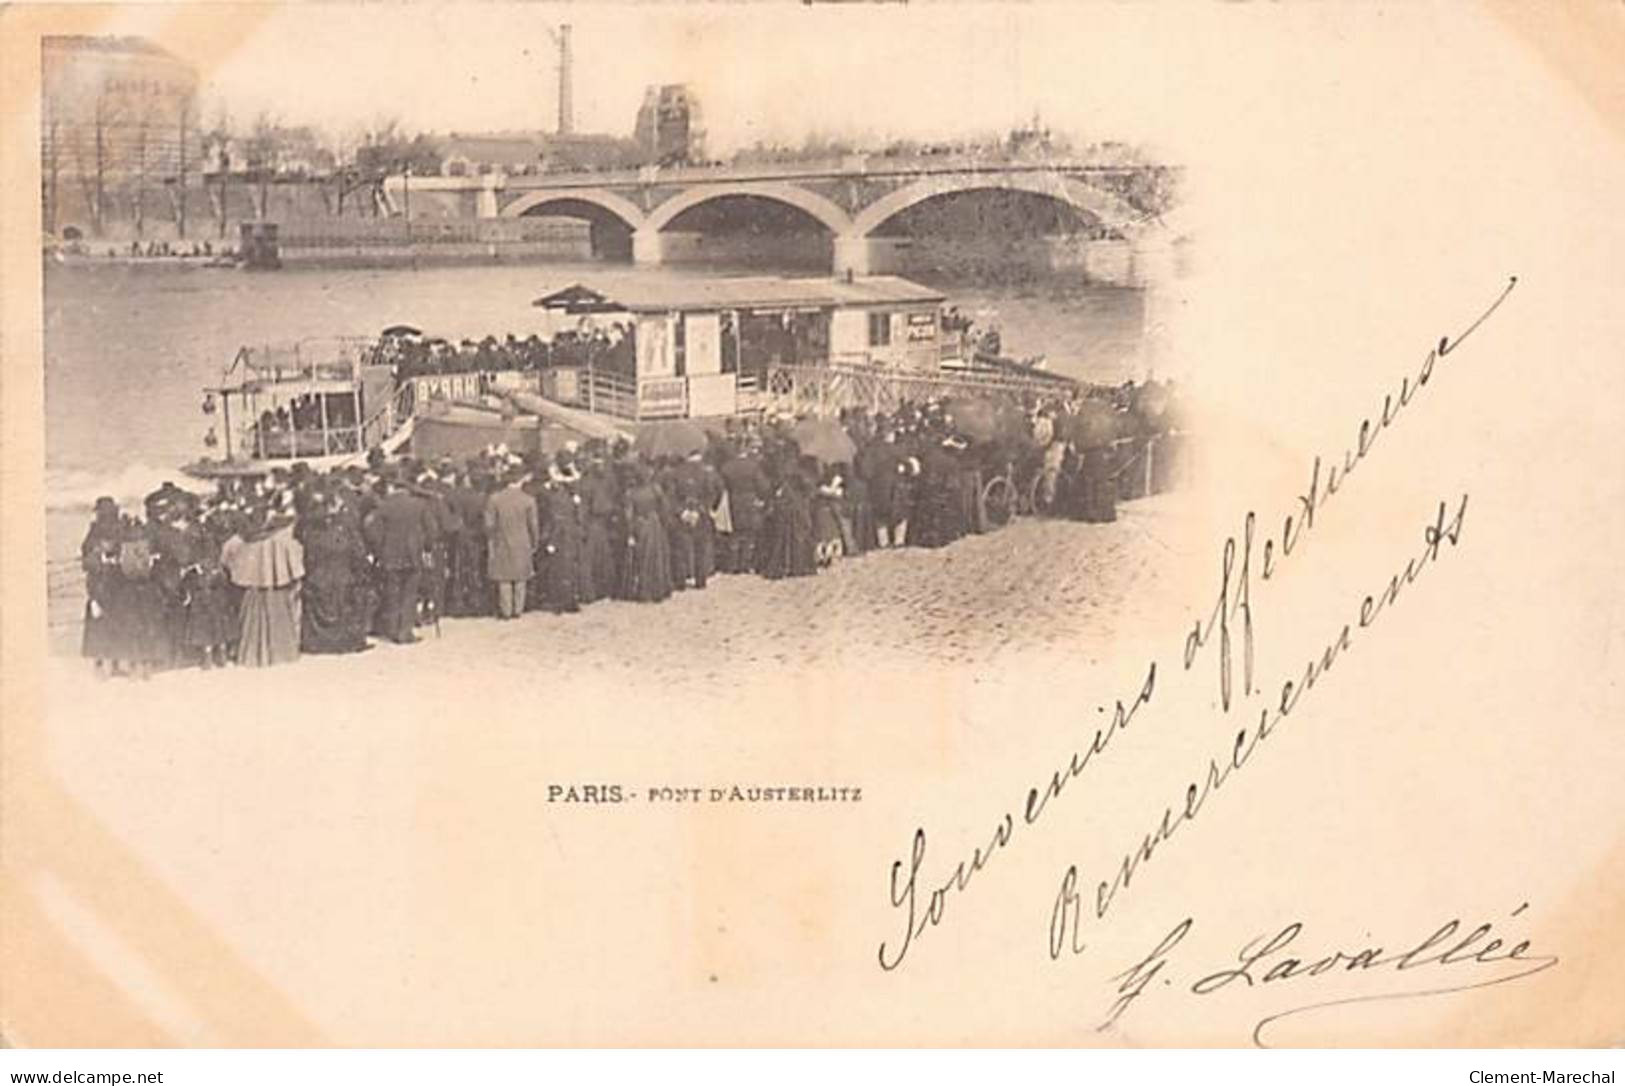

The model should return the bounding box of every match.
[632,84,704,167]
[41,35,200,238]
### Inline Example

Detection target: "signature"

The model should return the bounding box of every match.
[1099,905,1558,1046]
[1049,490,1471,947]
[877,274,1520,974]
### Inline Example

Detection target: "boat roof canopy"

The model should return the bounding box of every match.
[209,336,386,392]
[206,378,362,397]
[532,275,946,316]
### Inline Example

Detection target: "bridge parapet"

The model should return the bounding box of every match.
[470,153,1171,193]
[475,155,1181,275]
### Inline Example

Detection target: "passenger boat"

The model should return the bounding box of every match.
[182,337,420,480]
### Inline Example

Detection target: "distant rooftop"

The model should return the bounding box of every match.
[443,130,630,145]
[435,130,642,172]
[534,275,945,315]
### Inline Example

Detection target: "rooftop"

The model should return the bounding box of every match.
[533,275,945,315]
[434,131,642,172]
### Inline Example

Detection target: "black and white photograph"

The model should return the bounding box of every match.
[2,0,1623,1067]
[36,14,1191,684]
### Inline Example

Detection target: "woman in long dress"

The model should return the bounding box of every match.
[539,481,583,614]
[297,496,370,654]
[761,463,817,579]
[910,440,964,549]
[1079,443,1118,524]
[953,442,986,535]
[844,469,876,557]
[622,466,673,603]
[659,459,696,591]
[107,521,171,680]
[756,464,788,579]
[581,463,620,603]
[570,473,600,606]
[222,507,305,667]
[80,498,123,675]
[812,472,847,568]
[786,467,818,576]
[181,518,238,668]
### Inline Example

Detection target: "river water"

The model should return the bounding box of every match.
[41,260,1146,625]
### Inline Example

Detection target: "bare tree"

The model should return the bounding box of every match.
[356,116,402,217]
[351,115,441,217]
[65,89,115,238]
[201,103,234,239]
[315,123,360,217]
[244,111,281,220]
[94,93,109,237]
[131,95,155,239]
[171,92,195,239]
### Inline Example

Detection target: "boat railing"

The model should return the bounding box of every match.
[359,380,419,450]
[242,377,416,462]
[544,365,639,420]
[228,337,377,386]
[252,428,333,460]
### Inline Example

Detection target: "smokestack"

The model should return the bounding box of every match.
[557,24,574,135]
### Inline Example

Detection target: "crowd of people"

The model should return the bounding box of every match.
[54,239,230,260]
[374,327,637,381]
[78,387,1184,679]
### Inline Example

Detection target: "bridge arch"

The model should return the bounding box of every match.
[849,172,1147,239]
[500,188,647,230]
[643,181,854,236]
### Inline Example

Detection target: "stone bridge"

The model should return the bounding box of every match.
[392,155,1176,276]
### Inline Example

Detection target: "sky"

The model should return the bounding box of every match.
[91,3,1206,154]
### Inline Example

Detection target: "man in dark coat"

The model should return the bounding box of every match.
[665,453,720,590]
[687,453,723,586]
[718,444,770,574]
[362,471,438,643]
[859,431,909,548]
[580,458,621,601]
[415,470,462,630]
[446,469,491,616]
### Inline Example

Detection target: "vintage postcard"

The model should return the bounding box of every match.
[1,1,1622,1050]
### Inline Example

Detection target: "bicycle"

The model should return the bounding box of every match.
[1025,467,1062,518]
[980,470,1019,528]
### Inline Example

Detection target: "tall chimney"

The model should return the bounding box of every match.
[557,24,574,135]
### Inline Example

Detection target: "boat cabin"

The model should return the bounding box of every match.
[188,337,415,478]
[531,275,951,420]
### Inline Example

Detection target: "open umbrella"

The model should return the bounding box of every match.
[635,419,709,459]
[381,324,423,338]
[789,417,857,463]
[940,398,1000,443]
